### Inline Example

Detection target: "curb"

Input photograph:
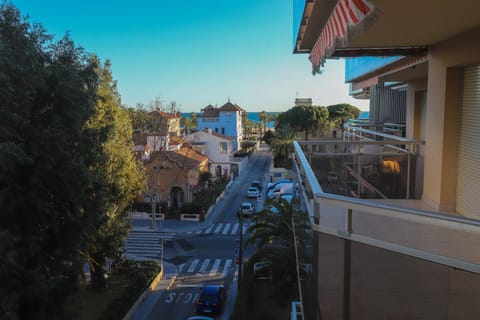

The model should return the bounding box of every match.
[122,267,164,320]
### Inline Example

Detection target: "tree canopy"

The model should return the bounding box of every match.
[276,105,331,140]
[327,103,361,136]
[269,124,297,168]
[0,4,142,317]
[82,59,144,289]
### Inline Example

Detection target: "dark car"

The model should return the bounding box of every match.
[251,180,262,191]
[195,284,225,315]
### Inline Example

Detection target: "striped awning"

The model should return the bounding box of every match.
[309,0,377,74]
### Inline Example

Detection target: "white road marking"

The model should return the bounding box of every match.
[222,223,231,235]
[198,258,210,273]
[187,259,200,273]
[222,259,232,277]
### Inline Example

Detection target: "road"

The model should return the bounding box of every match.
[135,149,273,320]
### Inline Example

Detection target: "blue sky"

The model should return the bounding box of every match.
[11,0,369,112]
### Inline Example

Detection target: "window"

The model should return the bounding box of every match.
[220,142,228,153]
[221,127,225,134]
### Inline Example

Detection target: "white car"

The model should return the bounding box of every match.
[240,202,255,216]
[247,187,260,198]
[267,182,293,199]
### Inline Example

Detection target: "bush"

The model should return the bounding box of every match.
[181,203,203,214]
[234,150,249,157]
[98,260,160,320]
[241,140,256,150]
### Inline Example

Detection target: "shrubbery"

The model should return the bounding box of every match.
[98,260,160,320]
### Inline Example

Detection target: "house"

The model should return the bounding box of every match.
[132,110,181,155]
[184,129,239,178]
[196,101,244,151]
[147,109,181,136]
[292,1,480,319]
[143,146,209,209]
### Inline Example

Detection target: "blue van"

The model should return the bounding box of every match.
[195,284,225,315]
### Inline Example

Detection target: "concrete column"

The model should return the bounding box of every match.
[422,57,461,212]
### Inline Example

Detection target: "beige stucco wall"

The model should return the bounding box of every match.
[422,27,480,213]
[145,155,209,204]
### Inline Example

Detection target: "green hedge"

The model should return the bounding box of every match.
[98,260,161,320]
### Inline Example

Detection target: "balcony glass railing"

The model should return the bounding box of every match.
[293,140,480,271]
[291,139,480,319]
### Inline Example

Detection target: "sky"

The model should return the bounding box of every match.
[10,0,370,112]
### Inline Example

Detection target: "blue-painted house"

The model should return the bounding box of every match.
[196,101,244,151]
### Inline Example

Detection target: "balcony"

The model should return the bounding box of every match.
[290,124,480,319]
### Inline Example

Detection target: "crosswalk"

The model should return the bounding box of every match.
[189,222,249,236]
[180,258,234,278]
[124,230,174,260]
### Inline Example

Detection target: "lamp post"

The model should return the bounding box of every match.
[148,166,160,230]
[237,209,243,283]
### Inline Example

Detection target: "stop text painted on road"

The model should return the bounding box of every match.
[165,292,200,304]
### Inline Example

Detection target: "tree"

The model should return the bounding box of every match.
[0,4,97,317]
[262,129,275,145]
[167,101,180,114]
[126,106,150,133]
[148,96,163,111]
[245,197,301,302]
[269,124,298,168]
[276,105,332,140]
[190,112,198,128]
[243,118,255,140]
[82,59,144,289]
[182,112,198,134]
[327,103,361,137]
[258,110,271,137]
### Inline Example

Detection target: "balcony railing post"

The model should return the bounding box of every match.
[347,208,353,234]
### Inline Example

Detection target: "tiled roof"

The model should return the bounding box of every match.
[200,104,219,117]
[166,146,208,170]
[219,101,244,112]
[200,101,244,117]
[147,146,207,171]
[169,135,185,146]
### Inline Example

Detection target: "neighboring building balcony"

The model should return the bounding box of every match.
[291,126,480,319]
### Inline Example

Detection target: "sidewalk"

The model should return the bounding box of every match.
[129,260,177,320]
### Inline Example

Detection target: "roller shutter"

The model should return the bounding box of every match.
[457,65,480,217]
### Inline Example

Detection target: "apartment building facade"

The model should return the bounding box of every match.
[292,1,480,319]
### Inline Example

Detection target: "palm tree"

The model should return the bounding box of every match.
[269,124,297,168]
[245,197,302,302]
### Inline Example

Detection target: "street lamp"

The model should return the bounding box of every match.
[148,166,160,230]
[237,209,243,283]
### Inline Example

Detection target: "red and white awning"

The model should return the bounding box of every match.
[309,0,377,74]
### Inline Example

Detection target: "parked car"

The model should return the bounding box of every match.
[279,193,294,203]
[327,171,339,183]
[251,180,262,191]
[247,186,260,198]
[239,202,255,216]
[195,284,226,315]
[264,204,280,216]
[266,179,291,192]
[253,259,272,281]
[267,182,293,199]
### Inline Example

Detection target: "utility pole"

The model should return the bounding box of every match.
[238,209,243,283]
[147,166,159,230]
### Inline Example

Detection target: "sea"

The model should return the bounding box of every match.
[182,112,278,128]
[181,111,369,128]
